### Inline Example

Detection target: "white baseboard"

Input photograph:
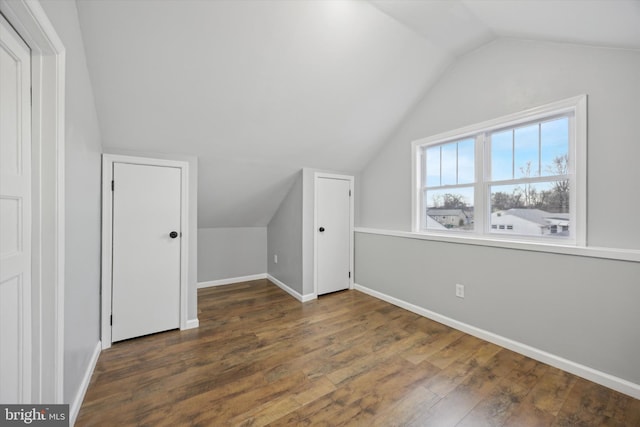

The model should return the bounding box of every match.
[69,341,101,426]
[197,273,267,289]
[185,318,199,329]
[354,283,640,400]
[267,274,316,302]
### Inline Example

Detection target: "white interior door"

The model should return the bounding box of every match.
[0,13,32,403]
[111,162,181,342]
[316,176,352,295]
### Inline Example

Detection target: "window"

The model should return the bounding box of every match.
[412,96,586,245]
[423,138,475,231]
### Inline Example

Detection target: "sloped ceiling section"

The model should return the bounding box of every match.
[462,0,640,49]
[77,0,640,227]
[373,1,640,50]
[77,0,449,227]
[369,0,495,56]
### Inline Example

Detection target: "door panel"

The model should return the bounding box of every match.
[111,163,181,342]
[0,14,32,403]
[316,177,351,295]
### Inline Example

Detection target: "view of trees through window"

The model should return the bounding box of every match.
[491,154,569,213]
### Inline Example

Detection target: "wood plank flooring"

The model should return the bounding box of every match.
[77,279,640,426]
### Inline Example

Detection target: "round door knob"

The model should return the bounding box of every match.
[319,227,325,232]
[169,231,179,239]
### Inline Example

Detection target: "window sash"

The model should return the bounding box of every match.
[412,96,585,246]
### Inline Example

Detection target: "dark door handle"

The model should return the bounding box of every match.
[318,227,325,232]
[169,231,178,239]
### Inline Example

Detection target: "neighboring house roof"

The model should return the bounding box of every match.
[496,209,569,226]
[427,209,468,217]
[546,213,571,221]
[426,215,446,229]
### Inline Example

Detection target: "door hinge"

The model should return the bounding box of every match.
[349,190,351,197]
[110,314,112,325]
[111,180,114,191]
[348,271,351,278]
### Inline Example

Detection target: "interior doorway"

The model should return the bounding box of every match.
[314,173,354,296]
[101,154,190,348]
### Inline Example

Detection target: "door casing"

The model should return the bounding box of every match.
[313,172,354,297]
[0,0,66,403]
[101,154,190,349]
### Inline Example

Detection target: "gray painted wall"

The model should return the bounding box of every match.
[267,171,303,293]
[103,149,199,321]
[356,39,640,387]
[359,39,640,250]
[38,0,103,404]
[356,232,640,384]
[199,227,267,282]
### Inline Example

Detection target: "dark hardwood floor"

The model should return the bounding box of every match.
[77,279,640,426]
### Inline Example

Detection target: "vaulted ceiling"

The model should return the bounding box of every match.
[76,0,640,228]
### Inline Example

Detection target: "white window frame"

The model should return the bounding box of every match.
[412,95,587,247]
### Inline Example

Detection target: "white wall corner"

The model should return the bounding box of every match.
[300,293,317,303]
[353,283,640,400]
[267,274,316,303]
[185,318,199,330]
[69,341,101,426]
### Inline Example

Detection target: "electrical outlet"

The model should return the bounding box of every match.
[274,254,278,264]
[455,284,465,298]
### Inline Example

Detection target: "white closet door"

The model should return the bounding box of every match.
[0,13,32,403]
[316,177,351,295]
[111,162,181,342]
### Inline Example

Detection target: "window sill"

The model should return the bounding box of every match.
[354,227,640,263]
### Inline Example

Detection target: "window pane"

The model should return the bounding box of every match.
[441,143,457,185]
[457,138,475,184]
[541,117,569,177]
[490,181,570,238]
[514,124,539,178]
[425,146,440,187]
[491,130,512,181]
[425,187,474,231]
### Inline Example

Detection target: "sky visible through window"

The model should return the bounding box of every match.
[492,117,568,181]
[425,116,569,211]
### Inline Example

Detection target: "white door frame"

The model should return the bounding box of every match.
[1,0,66,403]
[313,173,354,298]
[101,154,190,349]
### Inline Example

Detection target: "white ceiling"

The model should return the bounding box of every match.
[369,0,495,56]
[372,1,640,50]
[76,0,640,228]
[464,0,640,50]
